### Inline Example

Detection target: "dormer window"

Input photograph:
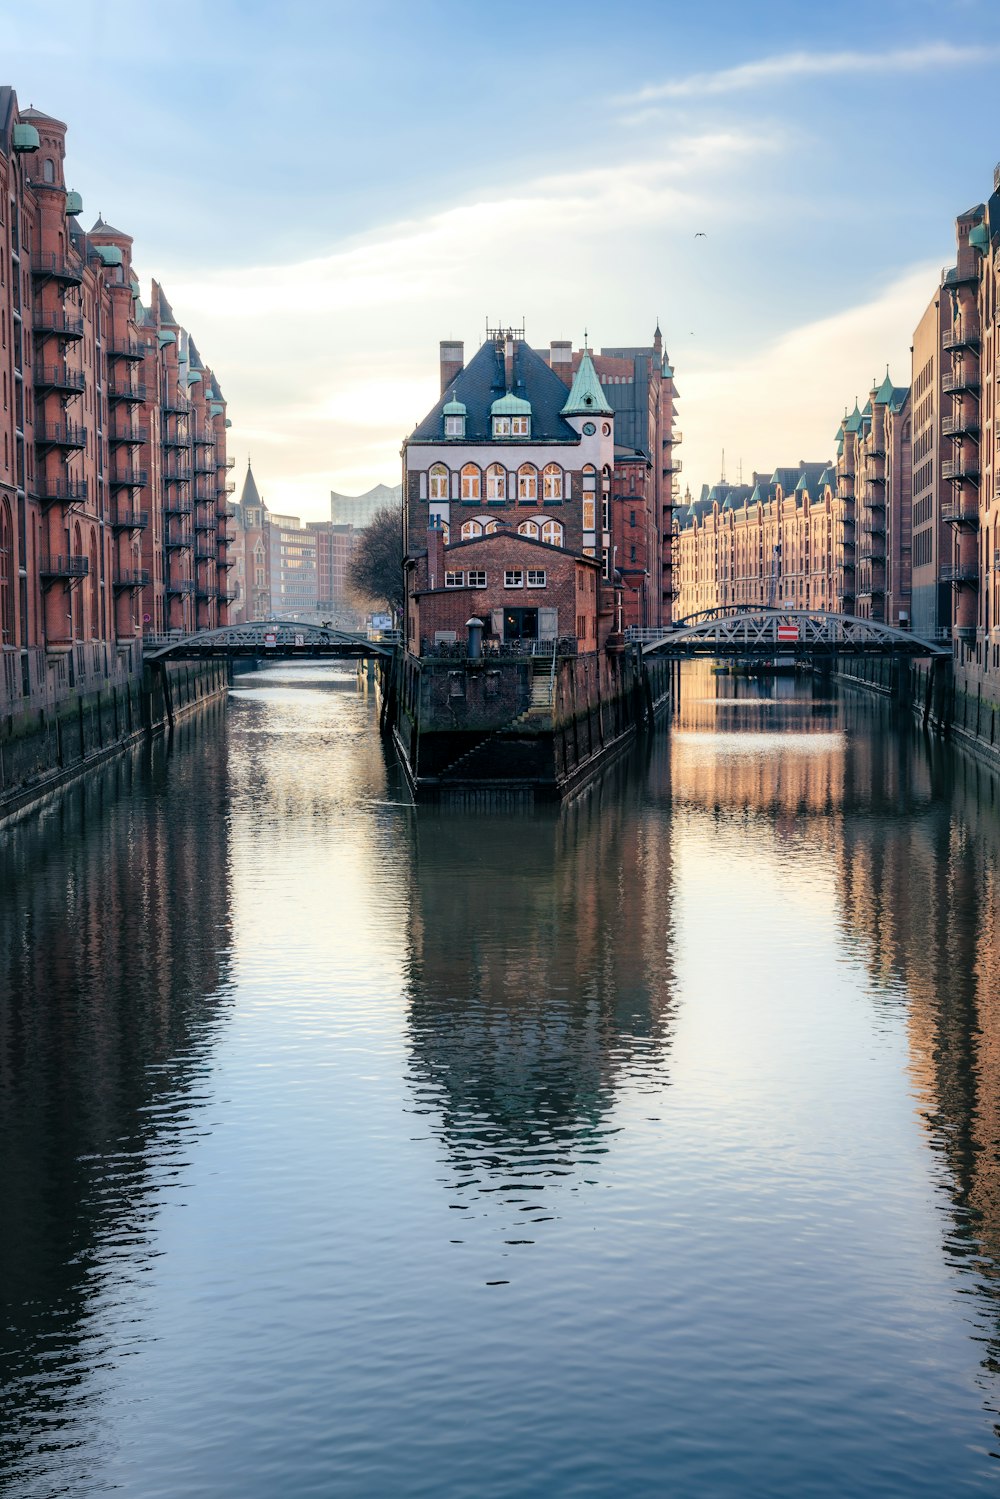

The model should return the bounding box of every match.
[490,393,532,438]
[445,414,465,437]
[493,416,511,437]
[511,416,529,436]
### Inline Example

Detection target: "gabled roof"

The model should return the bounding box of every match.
[561,350,613,416]
[90,215,129,239]
[409,339,580,444]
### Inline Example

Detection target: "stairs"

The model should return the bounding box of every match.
[529,656,554,711]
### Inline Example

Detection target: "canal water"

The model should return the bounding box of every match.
[2,662,1000,1497]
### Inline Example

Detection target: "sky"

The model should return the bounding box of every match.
[4,0,1000,518]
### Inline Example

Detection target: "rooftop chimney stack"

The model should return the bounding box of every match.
[439,340,464,395]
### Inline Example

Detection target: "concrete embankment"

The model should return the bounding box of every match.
[0,647,227,826]
[838,653,1000,772]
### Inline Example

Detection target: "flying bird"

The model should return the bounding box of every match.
[694,231,707,238]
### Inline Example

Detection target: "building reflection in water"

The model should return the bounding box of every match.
[672,664,1000,1443]
[404,746,678,1249]
[0,706,234,1489]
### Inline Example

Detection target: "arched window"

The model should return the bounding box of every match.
[542,464,563,501]
[0,499,12,644]
[440,522,450,545]
[542,520,564,547]
[518,464,538,502]
[461,464,480,502]
[43,157,55,184]
[486,463,507,502]
[518,520,540,538]
[461,519,483,540]
[429,463,448,501]
[484,520,500,534]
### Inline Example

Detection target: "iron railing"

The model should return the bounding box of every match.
[41,554,88,578]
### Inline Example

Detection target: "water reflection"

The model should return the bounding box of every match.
[0,709,234,1493]
[405,756,677,1249]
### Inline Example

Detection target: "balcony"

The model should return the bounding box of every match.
[113,569,150,590]
[225,456,235,470]
[36,420,86,450]
[942,413,980,437]
[837,553,856,571]
[858,545,886,562]
[111,509,148,532]
[956,624,978,644]
[225,480,236,495]
[164,498,193,517]
[941,499,980,527]
[31,253,84,285]
[193,458,215,475]
[861,521,886,537]
[35,475,87,507]
[193,429,214,447]
[162,431,189,449]
[107,381,147,404]
[195,545,216,562]
[107,337,144,361]
[40,554,88,580]
[943,368,979,394]
[164,466,191,484]
[940,562,979,585]
[162,399,188,415]
[865,447,886,462]
[33,311,84,340]
[34,364,85,394]
[165,579,195,595]
[109,425,148,446]
[943,323,980,351]
[164,530,193,550]
[110,468,148,488]
[866,494,886,510]
[195,582,214,599]
[942,457,979,481]
[217,589,237,605]
[194,516,216,532]
[218,554,235,570]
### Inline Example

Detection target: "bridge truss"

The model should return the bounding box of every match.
[633,609,948,660]
[143,620,399,662]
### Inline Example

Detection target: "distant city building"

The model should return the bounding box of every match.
[835,374,911,627]
[910,292,949,639]
[268,512,317,616]
[330,482,401,528]
[309,520,360,621]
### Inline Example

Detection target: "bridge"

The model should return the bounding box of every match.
[143,620,401,662]
[627,608,949,660]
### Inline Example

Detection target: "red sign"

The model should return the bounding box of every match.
[777,625,799,641]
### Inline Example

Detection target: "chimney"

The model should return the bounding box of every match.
[505,335,515,392]
[550,340,573,386]
[440,340,463,395]
[427,517,444,592]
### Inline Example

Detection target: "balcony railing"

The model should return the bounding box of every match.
[164,499,193,517]
[193,458,215,474]
[224,456,235,470]
[940,563,979,584]
[34,364,85,393]
[165,579,196,595]
[112,509,148,531]
[113,569,150,590]
[162,399,188,415]
[164,466,192,483]
[33,311,84,339]
[194,516,217,533]
[35,475,87,506]
[942,457,979,480]
[109,426,148,446]
[107,337,144,361]
[217,589,237,605]
[941,414,980,437]
[110,468,148,488]
[36,420,87,449]
[164,530,193,550]
[40,554,88,579]
[943,324,980,351]
[861,522,886,537]
[857,545,886,562]
[956,624,978,644]
[195,546,217,562]
[31,253,84,284]
[107,381,147,404]
[943,369,979,393]
[941,500,980,527]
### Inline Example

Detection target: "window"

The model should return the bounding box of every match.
[445,414,465,437]
[527,569,547,588]
[493,415,511,436]
[461,464,480,501]
[461,519,483,540]
[485,520,500,534]
[429,463,448,500]
[518,520,540,538]
[542,464,563,501]
[629,509,636,528]
[583,497,596,531]
[518,464,537,502]
[582,465,597,490]
[486,463,507,501]
[445,571,464,587]
[504,570,524,588]
[468,569,487,587]
[511,415,530,436]
[542,520,563,547]
[43,157,55,184]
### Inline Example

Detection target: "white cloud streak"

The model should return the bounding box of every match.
[627,42,1000,104]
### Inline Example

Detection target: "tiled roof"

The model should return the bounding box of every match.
[409,339,580,444]
[561,351,613,416]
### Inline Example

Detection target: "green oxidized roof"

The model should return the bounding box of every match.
[491,391,532,416]
[443,395,467,416]
[560,351,613,416]
[845,403,862,435]
[874,372,895,404]
[969,221,989,253]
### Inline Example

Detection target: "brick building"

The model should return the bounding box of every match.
[835,374,911,626]
[0,85,229,721]
[403,328,614,655]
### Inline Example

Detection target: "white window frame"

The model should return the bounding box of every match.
[504,570,524,588]
[542,464,563,501]
[493,415,511,436]
[542,520,563,547]
[527,569,547,588]
[467,569,487,588]
[583,497,596,531]
[486,463,507,502]
[518,464,538,502]
[445,415,465,437]
[429,464,448,500]
[461,465,480,501]
[444,570,464,588]
[460,519,483,540]
[517,520,540,539]
[511,415,530,436]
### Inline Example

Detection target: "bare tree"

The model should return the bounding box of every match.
[348,505,405,620]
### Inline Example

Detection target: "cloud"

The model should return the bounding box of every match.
[153,128,776,516]
[678,265,937,496]
[626,42,1000,104]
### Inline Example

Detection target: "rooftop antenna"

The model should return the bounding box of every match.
[738,457,743,484]
[721,448,726,483]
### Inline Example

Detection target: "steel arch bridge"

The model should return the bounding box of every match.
[143,620,400,662]
[636,608,948,660]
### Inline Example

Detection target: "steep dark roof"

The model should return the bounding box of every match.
[239,460,262,509]
[409,339,581,444]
